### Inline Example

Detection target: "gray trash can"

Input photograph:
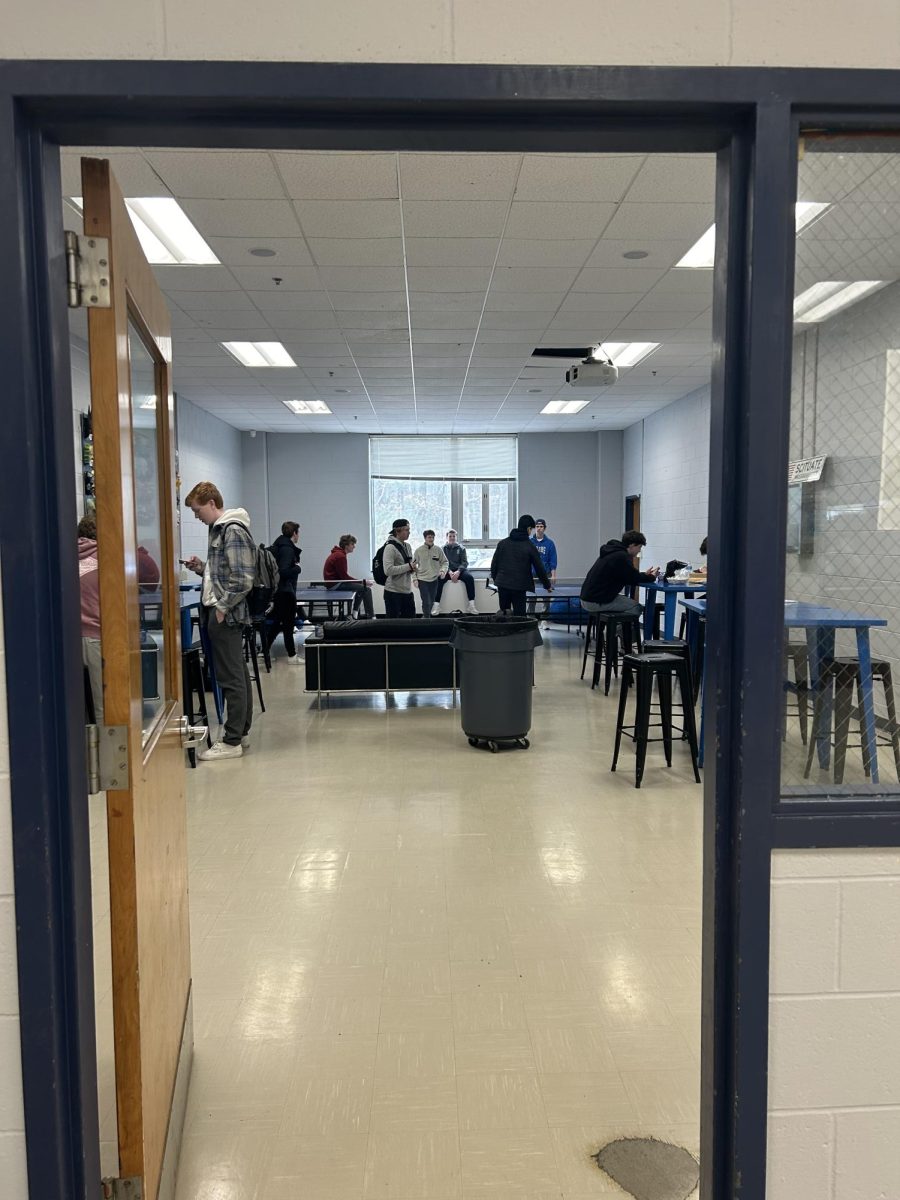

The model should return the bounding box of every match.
[450,616,543,752]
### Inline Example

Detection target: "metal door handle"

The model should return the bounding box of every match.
[178,715,208,749]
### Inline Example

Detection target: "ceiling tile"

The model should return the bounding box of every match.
[294,200,401,238]
[274,152,398,199]
[204,236,314,266]
[331,292,407,311]
[573,267,667,293]
[584,239,690,270]
[318,267,406,291]
[180,198,300,238]
[496,238,596,267]
[401,201,509,238]
[406,266,493,292]
[247,290,332,310]
[228,265,323,291]
[601,202,713,242]
[151,264,240,291]
[399,153,520,200]
[307,238,404,266]
[490,266,581,293]
[484,292,570,311]
[515,154,644,202]
[623,155,716,203]
[144,150,285,199]
[504,201,617,240]
[405,237,500,266]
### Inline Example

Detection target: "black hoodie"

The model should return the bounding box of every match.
[581,539,654,605]
[270,533,301,593]
[490,529,551,592]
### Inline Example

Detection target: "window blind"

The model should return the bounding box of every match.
[369,436,517,480]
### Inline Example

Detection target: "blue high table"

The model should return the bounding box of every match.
[681,597,887,780]
[639,580,704,640]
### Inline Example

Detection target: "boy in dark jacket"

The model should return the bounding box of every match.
[490,514,552,615]
[267,520,302,661]
[580,530,658,626]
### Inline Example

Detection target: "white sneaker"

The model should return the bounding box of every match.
[288,653,304,664]
[241,735,251,750]
[199,741,243,761]
[467,602,478,614]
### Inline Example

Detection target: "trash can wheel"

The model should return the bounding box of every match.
[468,737,478,747]
[517,737,530,749]
[488,740,500,753]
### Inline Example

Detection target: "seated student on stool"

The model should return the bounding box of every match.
[413,530,448,617]
[579,530,659,649]
[323,534,374,619]
[436,528,478,614]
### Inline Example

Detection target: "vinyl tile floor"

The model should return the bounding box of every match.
[94,628,705,1199]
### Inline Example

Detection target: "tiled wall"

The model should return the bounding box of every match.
[0,571,28,1197]
[627,386,711,569]
[767,848,900,1200]
[4,0,900,66]
[178,395,244,564]
[786,280,900,667]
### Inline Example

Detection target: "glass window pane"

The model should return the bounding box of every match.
[372,478,452,548]
[129,324,166,738]
[781,134,900,795]
[462,483,482,541]
[488,483,509,540]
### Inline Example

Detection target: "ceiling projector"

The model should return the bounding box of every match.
[566,358,619,387]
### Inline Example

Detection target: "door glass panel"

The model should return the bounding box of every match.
[488,483,509,540]
[781,133,900,795]
[462,482,482,541]
[129,323,166,736]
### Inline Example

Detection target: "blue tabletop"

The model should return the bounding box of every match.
[680,597,887,628]
[641,580,706,592]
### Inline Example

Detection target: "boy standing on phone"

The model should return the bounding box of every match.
[183,481,256,760]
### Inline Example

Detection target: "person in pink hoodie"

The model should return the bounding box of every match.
[79,513,160,723]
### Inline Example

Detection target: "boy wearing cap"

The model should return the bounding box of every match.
[530,518,558,583]
[382,518,417,618]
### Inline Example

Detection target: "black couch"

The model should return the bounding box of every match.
[304,618,457,699]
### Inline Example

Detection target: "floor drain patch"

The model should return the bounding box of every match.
[593,1136,699,1200]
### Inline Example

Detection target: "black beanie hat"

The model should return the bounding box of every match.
[517,514,535,532]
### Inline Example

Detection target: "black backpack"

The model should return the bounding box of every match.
[372,537,408,586]
[219,523,279,618]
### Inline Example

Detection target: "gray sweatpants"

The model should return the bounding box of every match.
[204,608,253,746]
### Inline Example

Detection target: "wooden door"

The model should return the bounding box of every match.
[83,158,191,1200]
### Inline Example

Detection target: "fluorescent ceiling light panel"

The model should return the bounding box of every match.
[541,399,590,414]
[222,341,296,368]
[282,399,332,414]
[597,342,660,368]
[68,196,218,265]
[794,280,889,323]
[677,202,832,268]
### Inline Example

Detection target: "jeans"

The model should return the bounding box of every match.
[204,607,253,746]
[267,590,298,656]
[498,588,527,616]
[418,578,439,616]
[581,595,642,652]
[436,570,475,603]
[329,580,374,619]
[384,590,415,618]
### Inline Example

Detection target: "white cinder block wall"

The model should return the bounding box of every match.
[5,5,900,1195]
[623,386,711,569]
[767,849,900,1200]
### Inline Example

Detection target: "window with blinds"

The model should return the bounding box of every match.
[370,437,518,567]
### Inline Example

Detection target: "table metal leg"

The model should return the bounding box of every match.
[806,625,834,769]
[856,627,880,784]
[664,592,677,640]
[643,585,658,639]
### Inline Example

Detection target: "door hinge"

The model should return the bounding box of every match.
[66,230,111,309]
[85,724,129,793]
[101,1178,143,1200]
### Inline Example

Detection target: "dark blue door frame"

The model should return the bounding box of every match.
[1,60,899,1200]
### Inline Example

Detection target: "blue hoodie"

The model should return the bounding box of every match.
[530,532,557,575]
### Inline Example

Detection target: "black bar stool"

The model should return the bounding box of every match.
[242,625,267,713]
[642,638,693,739]
[182,646,211,768]
[804,656,900,783]
[588,612,643,695]
[612,652,701,788]
[783,642,810,745]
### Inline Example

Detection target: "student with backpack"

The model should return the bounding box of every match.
[267,520,302,661]
[377,518,417,618]
[183,481,258,760]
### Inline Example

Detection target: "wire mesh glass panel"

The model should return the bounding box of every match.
[782,135,900,794]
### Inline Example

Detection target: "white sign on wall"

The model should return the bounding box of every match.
[788,455,827,484]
